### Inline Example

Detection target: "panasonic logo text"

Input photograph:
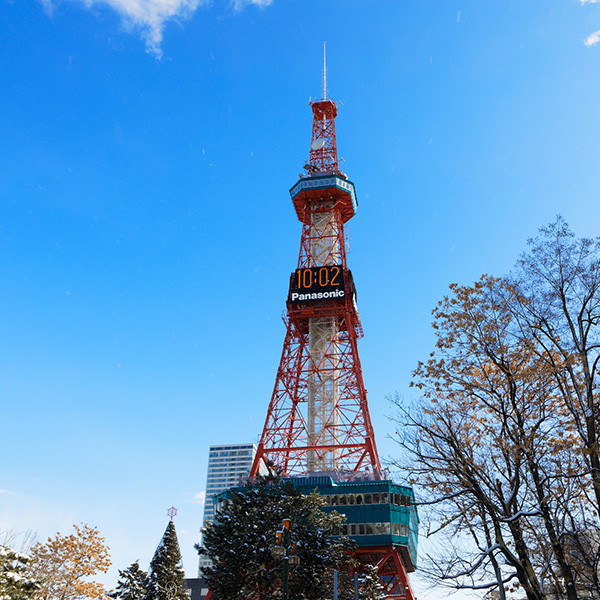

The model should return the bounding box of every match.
[291,289,345,302]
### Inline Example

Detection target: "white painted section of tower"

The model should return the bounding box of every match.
[307,205,341,472]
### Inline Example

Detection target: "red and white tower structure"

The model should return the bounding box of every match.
[249,53,417,600]
[251,56,381,481]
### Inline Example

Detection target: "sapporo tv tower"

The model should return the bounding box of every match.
[249,48,419,599]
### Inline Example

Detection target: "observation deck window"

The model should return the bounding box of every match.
[333,521,399,538]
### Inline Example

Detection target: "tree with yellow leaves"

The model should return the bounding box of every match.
[29,524,111,600]
[392,255,598,600]
[511,218,600,521]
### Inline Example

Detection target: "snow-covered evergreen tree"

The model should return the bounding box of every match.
[197,475,353,600]
[0,545,39,600]
[334,565,385,600]
[358,565,385,600]
[109,561,148,600]
[146,521,187,600]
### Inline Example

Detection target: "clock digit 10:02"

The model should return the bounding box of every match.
[295,266,341,290]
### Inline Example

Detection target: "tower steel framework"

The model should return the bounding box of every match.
[249,91,417,600]
[250,95,380,480]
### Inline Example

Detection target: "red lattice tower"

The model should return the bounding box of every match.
[244,47,417,598]
[249,91,416,600]
[250,89,380,479]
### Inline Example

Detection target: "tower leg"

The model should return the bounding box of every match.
[352,547,416,600]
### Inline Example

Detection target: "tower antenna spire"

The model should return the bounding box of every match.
[304,44,338,173]
[322,42,327,100]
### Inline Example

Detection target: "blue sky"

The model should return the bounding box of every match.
[3,0,600,592]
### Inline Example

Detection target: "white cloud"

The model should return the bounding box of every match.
[39,0,56,17]
[585,29,600,46]
[100,0,203,58]
[40,0,273,58]
[579,0,600,46]
[192,491,206,505]
[231,0,272,10]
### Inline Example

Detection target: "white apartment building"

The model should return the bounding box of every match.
[198,443,256,573]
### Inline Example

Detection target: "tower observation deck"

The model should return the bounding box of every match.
[248,75,418,599]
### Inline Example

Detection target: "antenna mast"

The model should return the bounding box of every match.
[303,43,338,173]
[323,42,327,100]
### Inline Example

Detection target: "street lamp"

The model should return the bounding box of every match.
[271,518,300,600]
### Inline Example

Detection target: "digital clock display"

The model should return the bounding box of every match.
[288,266,346,304]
